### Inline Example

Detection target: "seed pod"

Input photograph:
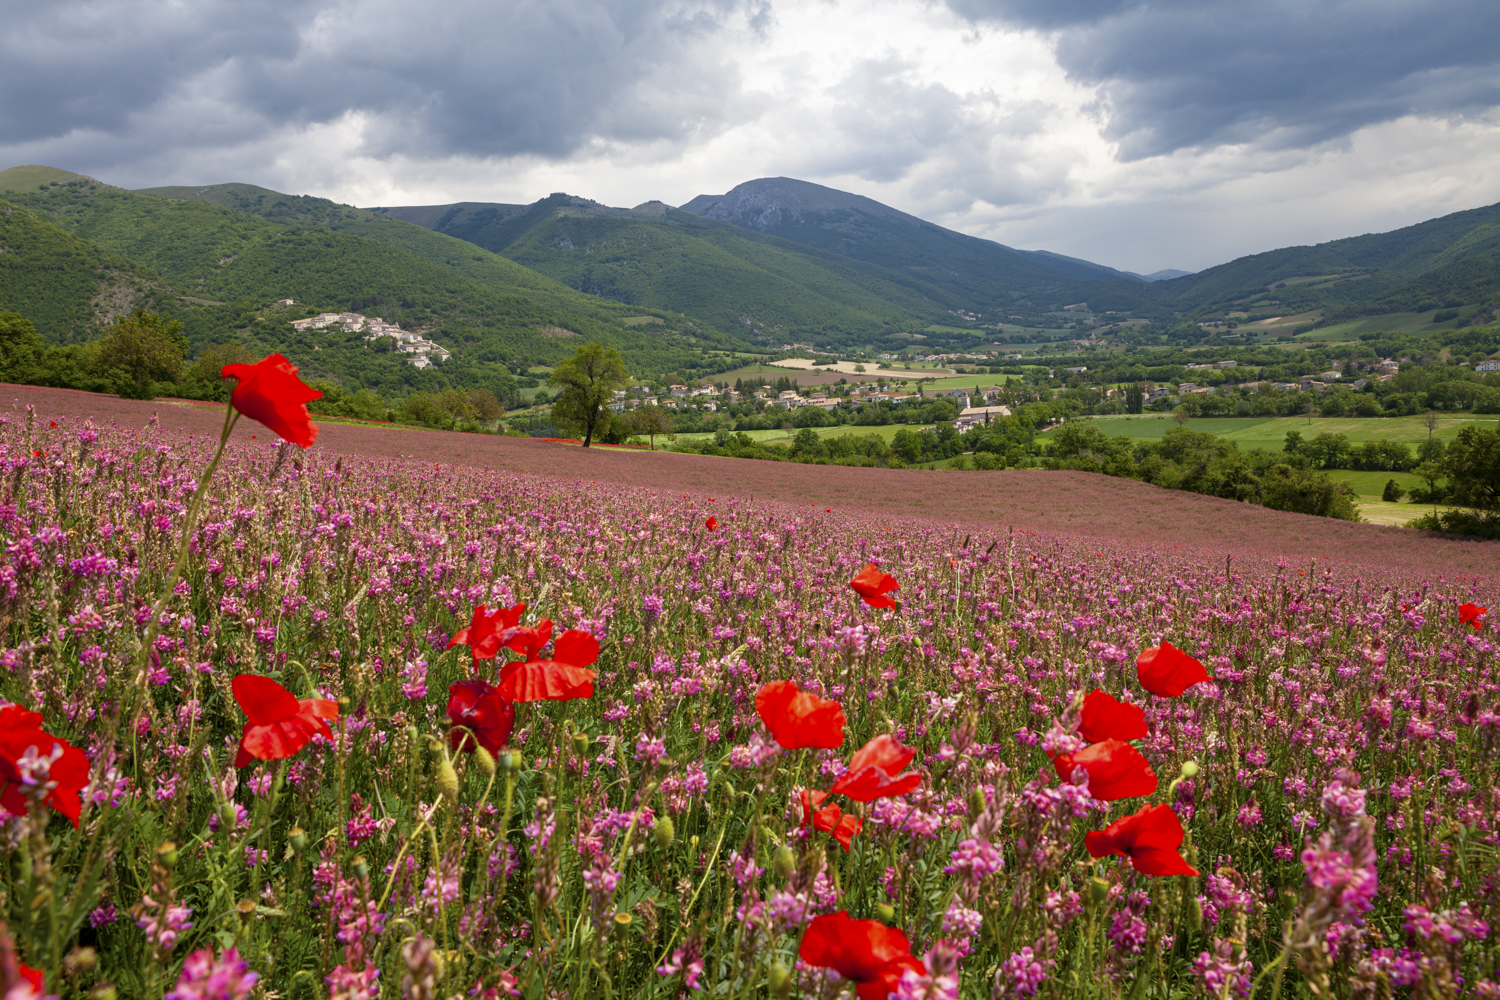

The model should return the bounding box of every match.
[654,817,675,848]
[1180,760,1200,779]
[1089,877,1110,905]
[1188,895,1203,931]
[405,724,420,743]
[288,826,308,854]
[156,841,178,870]
[774,844,796,879]
[573,732,591,757]
[351,855,369,879]
[499,751,518,773]
[613,911,633,927]
[218,802,238,831]
[768,961,791,1000]
[436,759,459,804]
[89,984,118,1000]
[474,747,496,778]
[876,903,896,924]
[968,788,987,817]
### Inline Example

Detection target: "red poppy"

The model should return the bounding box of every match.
[1136,641,1212,698]
[495,625,598,702]
[0,704,89,827]
[830,734,921,801]
[1085,802,1199,876]
[231,675,338,767]
[1078,689,1148,744]
[497,619,553,660]
[705,516,718,531]
[448,602,527,663]
[1053,739,1158,801]
[221,353,322,448]
[1458,603,1487,630]
[755,680,846,749]
[799,788,862,850]
[447,679,515,754]
[19,966,44,992]
[849,564,900,609]
[799,911,926,1000]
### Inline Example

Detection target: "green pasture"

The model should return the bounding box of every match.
[672,422,930,448]
[1324,469,1424,498]
[1046,414,1496,453]
[1302,308,1479,341]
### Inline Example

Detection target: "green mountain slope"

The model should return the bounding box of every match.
[680,177,1142,298]
[0,197,167,342]
[374,194,975,342]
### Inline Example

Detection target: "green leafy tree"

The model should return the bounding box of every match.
[549,342,627,447]
[0,312,46,385]
[1442,425,1500,510]
[97,308,186,398]
[1382,479,1407,503]
[182,342,256,401]
[621,405,673,448]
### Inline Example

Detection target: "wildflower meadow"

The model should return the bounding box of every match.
[0,355,1495,999]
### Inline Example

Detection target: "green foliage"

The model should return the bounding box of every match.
[1382,478,1407,502]
[1441,424,1500,509]
[97,308,186,397]
[549,342,628,446]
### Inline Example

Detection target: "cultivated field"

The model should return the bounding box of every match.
[1054,414,1496,453]
[0,383,1494,998]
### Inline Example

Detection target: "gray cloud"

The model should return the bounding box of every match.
[0,0,751,169]
[947,0,1500,159]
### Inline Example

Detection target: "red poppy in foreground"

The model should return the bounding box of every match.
[0,704,90,827]
[495,625,599,702]
[1085,802,1199,876]
[1459,602,1487,630]
[1052,739,1158,801]
[798,789,862,850]
[221,353,322,448]
[448,602,527,664]
[800,911,926,1000]
[1079,688,1148,744]
[830,734,921,801]
[446,679,516,754]
[231,675,338,767]
[755,680,846,749]
[1136,641,1212,698]
[849,563,900,609]
[705,516,718,531]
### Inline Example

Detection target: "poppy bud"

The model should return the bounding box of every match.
[876,903,896,924]
[1180,760,1199,779]
[774,844,796,879]
[405,724,420,742]
[499,751,518,773]
[474,747,496,778]
[768,961,791,1000]
[288,826,308,854]
[436,759,459,804]
[351,855,369,879]
[156,841,178,870]
[968,788,987,817]
[1187,895,1203,931]
[1089,877,1109,905]
[426,736,443,754]
[573,732,591,757]
[654,817,675,848]
[338,695,351,710]
[219,803,238,831]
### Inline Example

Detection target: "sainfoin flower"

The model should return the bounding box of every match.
[231,675,338,767]
[850,563,900,609]
[0,703,91,826]
[495,624,599,702]
[446,679,516,754]
[799,788,862,850]
[1136,641,1212,698]
[1078,689,1148,743]
[1085,803,1199,876]
[1052,739,1157,801]
[1458,602,1487,629]
[755,680,846,749]
[799,910,926,1000]
[448,603,526,664]
[830,734,921,801]
[220,353,322,448]
[165,945,259,1000]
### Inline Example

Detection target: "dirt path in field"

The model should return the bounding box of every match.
[7,384,1496,580]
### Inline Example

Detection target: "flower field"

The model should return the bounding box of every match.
[0,392,1497,999]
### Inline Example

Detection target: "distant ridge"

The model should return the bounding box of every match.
[0,165,110,191]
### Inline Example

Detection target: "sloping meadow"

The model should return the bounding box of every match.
[0,408,1496,997]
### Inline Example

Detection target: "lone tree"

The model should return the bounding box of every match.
[549,342,627,447]
[623,404,673,449]
[98,308,186,398]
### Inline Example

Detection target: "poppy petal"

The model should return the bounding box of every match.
[1079,689,1149,743]
[495,660,596,702]
[1136,641,1212,698]
[553,629,601,668]
[232,674,300,724]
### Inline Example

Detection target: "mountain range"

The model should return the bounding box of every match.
[2,162,1499,403]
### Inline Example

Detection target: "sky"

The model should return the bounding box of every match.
[4,0,1499,275]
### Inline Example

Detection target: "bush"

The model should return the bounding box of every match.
[1409,507,1500,538]
[1381,479,1407,502]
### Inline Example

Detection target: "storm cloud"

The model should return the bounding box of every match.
[947,0,1500,159]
